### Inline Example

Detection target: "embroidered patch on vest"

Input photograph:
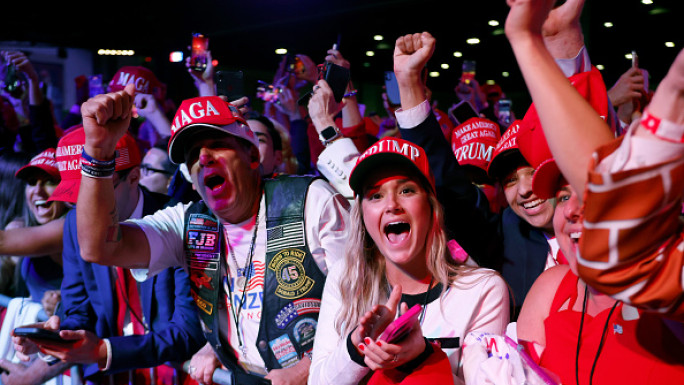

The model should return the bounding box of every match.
[188,215,219,230]
[191,289,214,315]
[186,230,219,252]
[293,318,317,347]
[188,258,219,270]
[269,248,315,299]
[190,270,213,290]
[266,222,305,253]
[274,298,322,329]
[269,334,299,368]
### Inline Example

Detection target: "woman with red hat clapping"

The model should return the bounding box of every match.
[308,131,508,384]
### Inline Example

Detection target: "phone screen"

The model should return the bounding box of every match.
[449,100,480,126]
[461,60,476,84]
[190,33,209,71]
[13,327,73,344]
[384,71,401,106]
[631,50,638,68]
[497,99,513,126]
[324,62,350,103]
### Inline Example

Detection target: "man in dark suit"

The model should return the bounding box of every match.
[11,127,205,385]
[390,32,557,321]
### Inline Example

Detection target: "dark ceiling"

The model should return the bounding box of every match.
[2,0,682,114]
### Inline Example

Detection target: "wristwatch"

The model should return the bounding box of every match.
[318,125,342,146]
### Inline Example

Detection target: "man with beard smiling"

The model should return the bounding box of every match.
[73,85,350,385]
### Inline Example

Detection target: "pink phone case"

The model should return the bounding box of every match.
[379,304,422,343]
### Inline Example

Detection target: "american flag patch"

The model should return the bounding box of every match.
[266,222,305,253]
[116,147,130,168]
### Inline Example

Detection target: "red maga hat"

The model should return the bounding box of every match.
[167,96,257,165]
[108,66,163,95]
[49,127,141,204]
[451,117,501,173]
[349,137,434,196]
[15,148,60,181]
[486,120,525,180]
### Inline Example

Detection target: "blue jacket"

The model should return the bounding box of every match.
[400,112,549,319]
[59,187,205,378]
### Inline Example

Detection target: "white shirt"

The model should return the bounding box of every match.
[308,262,509,385]
[128,179,350,373]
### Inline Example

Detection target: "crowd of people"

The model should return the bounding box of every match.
[0,0,683,384]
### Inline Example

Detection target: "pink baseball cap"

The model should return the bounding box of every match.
[349,137,435,196]
[167,96,257,164]
[49,127,142,204]
[451,117,501,172]
[15,148,60,181]
[486,120,525,180]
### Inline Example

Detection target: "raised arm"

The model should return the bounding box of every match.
[0,217,64,257]
[504,0,614,199]
[76,84,150,268]
[392,32,501,265]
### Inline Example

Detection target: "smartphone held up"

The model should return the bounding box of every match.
[190,33,209,72]
[461,60,476,85]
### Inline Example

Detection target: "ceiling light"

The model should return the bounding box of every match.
[466,38,480,45]
[453,51,463,57]
[486,80,496,85]
[97,49,135,56]
[604,22,613,28]
[641,0,653,4]
[275,48,287,55]
[374,35,383,41]
[596,64,605,70]
[502,72,510,78]
[429,71,440,78]
[625,52,634,60]
[366,51,375,57]
[441,63,449,69]
[665,42,675,48]
[488,20,499,27]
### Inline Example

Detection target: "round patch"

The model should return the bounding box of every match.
[269,248,315,299]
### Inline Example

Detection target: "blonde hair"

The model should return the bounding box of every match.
[335,187,475,335]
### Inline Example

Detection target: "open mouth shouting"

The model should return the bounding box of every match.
[31,199,57,223]
[569,231,582,245]
[204,173,226,192]
[385,221,411,245]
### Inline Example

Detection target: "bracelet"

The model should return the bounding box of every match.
[640,109,684,143]
[81,149,117,178]
[81,149,117,166]
[81,167,114,179]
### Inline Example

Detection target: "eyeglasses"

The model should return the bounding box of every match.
[140,164,173,177]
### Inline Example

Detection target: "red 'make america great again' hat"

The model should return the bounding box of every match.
[349,137,434,196]
[48,127,142,204]
[167,96,258,165]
